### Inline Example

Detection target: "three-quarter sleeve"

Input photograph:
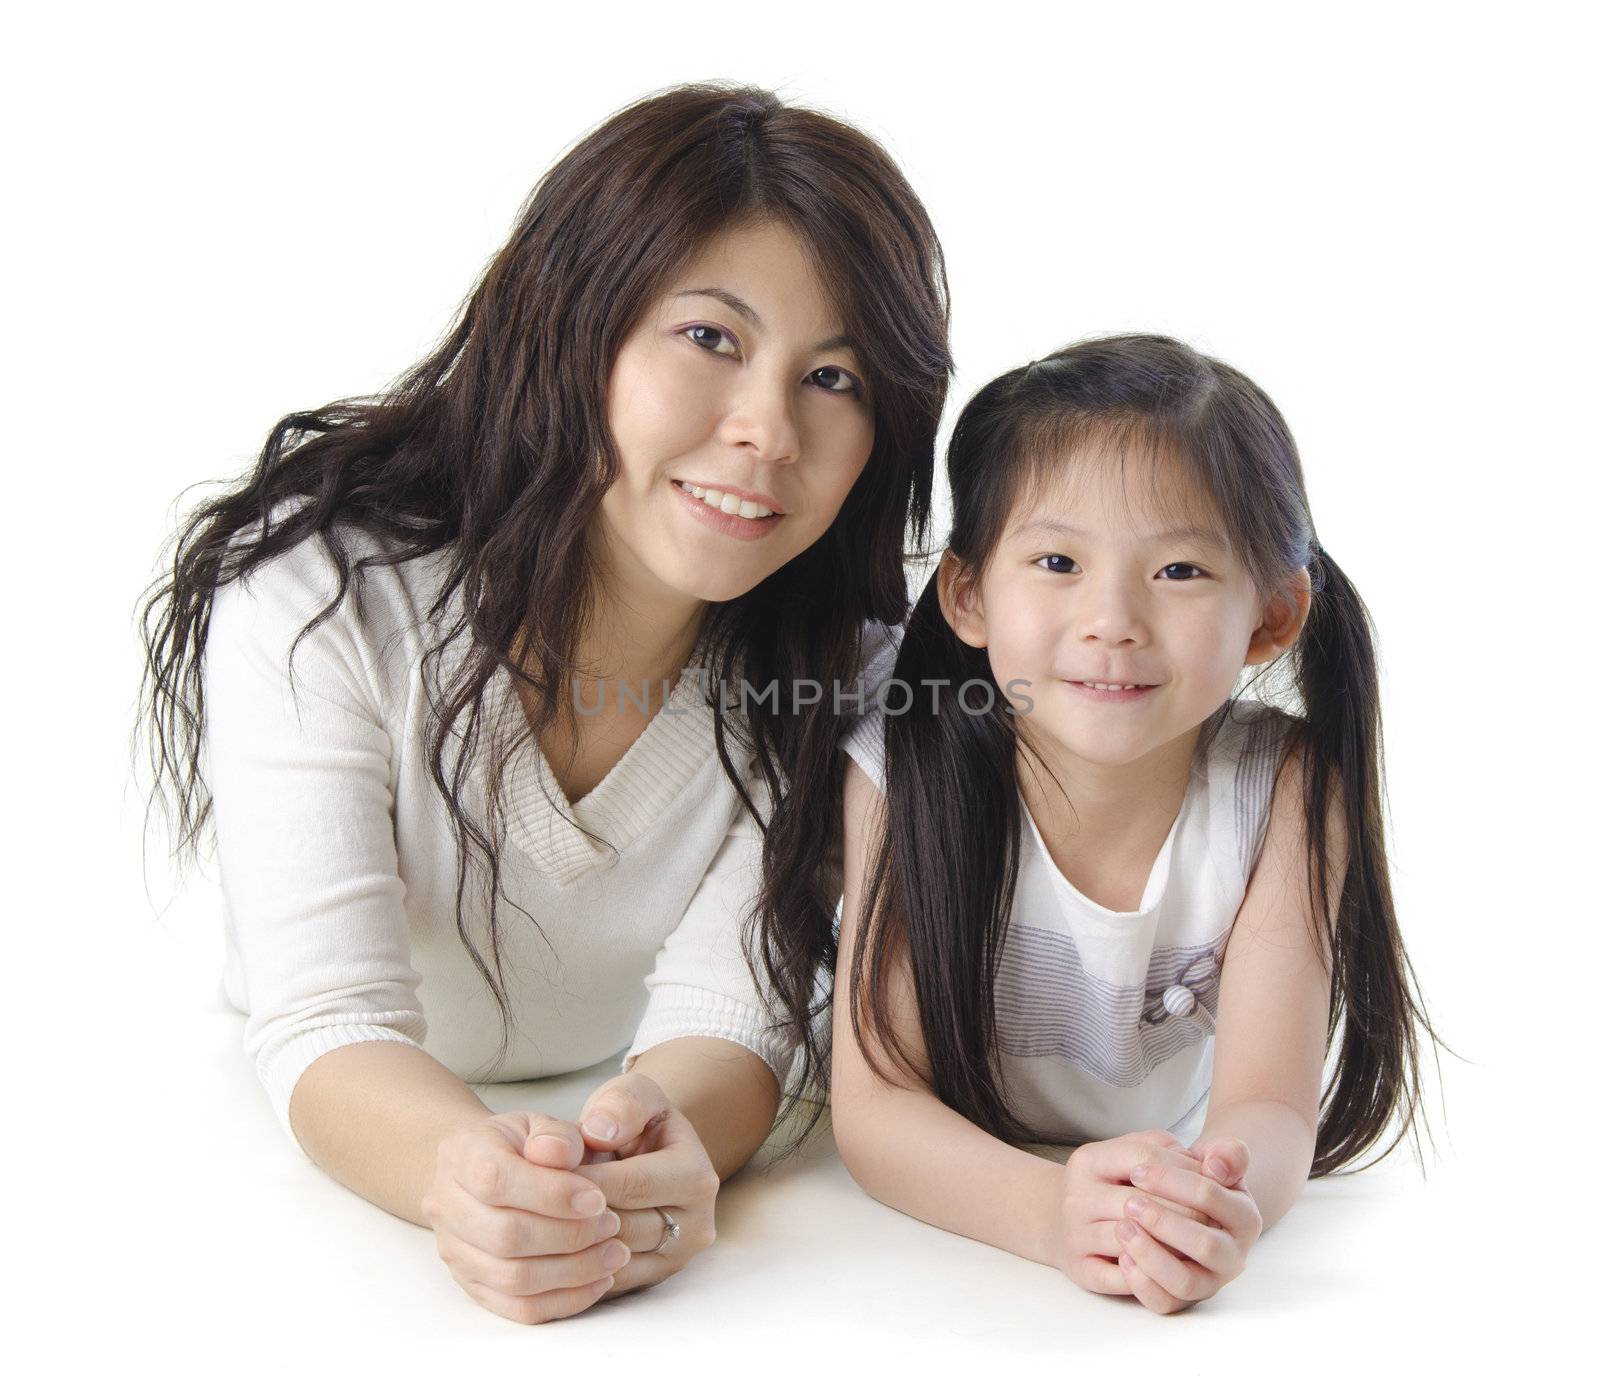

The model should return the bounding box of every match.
[620,779,796,1085]
[619,621,909,1086]
[838,619,902,794]
[202,539,426,1153]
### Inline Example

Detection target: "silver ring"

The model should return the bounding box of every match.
[650,1207,681,1254]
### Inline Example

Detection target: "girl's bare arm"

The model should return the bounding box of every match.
[829,760,1066,1268]
[1193,743,1344,1228]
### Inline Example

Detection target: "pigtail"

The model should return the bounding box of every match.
[852,572,1036,1144]
[1295,544,1443,1174]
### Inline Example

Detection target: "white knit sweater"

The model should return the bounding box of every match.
[201,519,798,1153]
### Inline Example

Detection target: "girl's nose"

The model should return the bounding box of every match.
[1076,582,1150,645]
[718,375,801,465]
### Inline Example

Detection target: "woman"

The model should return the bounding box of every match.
[136,82,951,1325]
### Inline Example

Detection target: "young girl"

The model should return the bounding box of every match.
[825,334,1435,1314]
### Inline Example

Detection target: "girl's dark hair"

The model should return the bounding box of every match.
[842,333,1442,1175]
[135,82,952,1104]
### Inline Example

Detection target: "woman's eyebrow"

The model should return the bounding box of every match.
[672,287,856,354]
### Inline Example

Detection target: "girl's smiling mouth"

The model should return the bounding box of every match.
[1065,680,1159,703]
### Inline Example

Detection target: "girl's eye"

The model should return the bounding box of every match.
[1159,563,1207,581]
[684,324,739,356]
[1035,554,1079,574]
[809,365,865,398]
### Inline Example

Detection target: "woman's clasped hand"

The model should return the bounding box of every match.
[420,1072,720,1325]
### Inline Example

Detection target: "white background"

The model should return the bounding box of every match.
[6,0,1594,1376]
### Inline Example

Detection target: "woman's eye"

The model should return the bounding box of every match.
[685,324,738,356]
[810,365,863,397]
[1159,563,1206,581]
[1036,554,1078,574]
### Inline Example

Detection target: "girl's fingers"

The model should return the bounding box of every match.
[1076,1253,1133,1296]
[1078,1132,1199,1183]
[1123,1195,1234,1272]
[1189,1137,1250,1187]
[466,1273,615,1327]
[1116,1220,1217,1305]
[1090,1217,1133,1261]
[1096,1185,1213,1227]
[1119,1253,1185,1315]
[1130,1163,1260,1239]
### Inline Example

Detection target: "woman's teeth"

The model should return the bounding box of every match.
[676,481,776,519]
[1083,682,1146,691]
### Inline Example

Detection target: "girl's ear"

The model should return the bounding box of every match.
[937,550,988,648]
[1245,566,1312,665]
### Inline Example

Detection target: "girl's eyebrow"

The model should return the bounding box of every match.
[671,287,856,354]
[1015,519,1229,549]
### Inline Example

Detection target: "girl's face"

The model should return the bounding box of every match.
[595,219,876,608]
[940,446,1309,774]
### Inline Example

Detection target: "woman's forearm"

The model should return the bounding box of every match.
[628,1037,781,1181]
[288,1040,493,1226]
[1197,1097,1317,1231]
[832,1084,1063,1268]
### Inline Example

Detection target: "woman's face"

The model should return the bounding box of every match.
[596,219,876,607]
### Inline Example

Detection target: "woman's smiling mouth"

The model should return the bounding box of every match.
[671,479,786,539]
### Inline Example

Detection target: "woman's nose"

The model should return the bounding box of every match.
[718,374,801,464]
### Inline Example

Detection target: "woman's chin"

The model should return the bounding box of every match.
[659,558,786,607]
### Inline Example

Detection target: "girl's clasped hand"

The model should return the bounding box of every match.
[1057,1130,1261,1314]
[421,1073,719,1326]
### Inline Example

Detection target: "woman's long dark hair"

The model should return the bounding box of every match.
[135,83,952,1093]
[841,334,1443,1175]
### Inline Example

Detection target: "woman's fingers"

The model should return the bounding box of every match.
[1129,1163,1261,1241]
[438,1225,633,1297]
[612,1206,688,1256]
[577,1071,673,1155]
[1116,1220,1216,1307]
[438,1185,621,1259]
[521,1117,588,1171]
[581,1108,718,1212]
[423,1110,675,1327]
[454,1151,607,1219]
[466,1274,617,1327]
[432,1115,608,1224]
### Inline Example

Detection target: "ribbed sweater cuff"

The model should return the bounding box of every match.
[621,983,795,1085]
[257,1023,425,1155]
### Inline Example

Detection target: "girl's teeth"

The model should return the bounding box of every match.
[676,481,775,519]
[1087,682,1143,690]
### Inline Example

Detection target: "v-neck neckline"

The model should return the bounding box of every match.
[491,662,720,889]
